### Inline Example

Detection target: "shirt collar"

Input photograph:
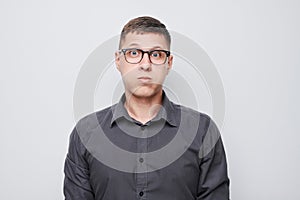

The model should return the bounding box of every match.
[110,90,178,127]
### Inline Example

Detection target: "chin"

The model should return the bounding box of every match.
[130,85,161,98]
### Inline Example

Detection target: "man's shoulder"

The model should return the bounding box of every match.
[171,101,212,123]
[75,104,116,131]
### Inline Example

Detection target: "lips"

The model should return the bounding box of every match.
[138,76,152,83]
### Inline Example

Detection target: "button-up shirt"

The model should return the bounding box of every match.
[64,92,230,200]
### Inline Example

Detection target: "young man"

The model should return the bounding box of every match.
[64,16,230,200]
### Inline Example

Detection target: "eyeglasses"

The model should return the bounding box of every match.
[119,48,171,65]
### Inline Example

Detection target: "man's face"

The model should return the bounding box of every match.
[115,32,173,98]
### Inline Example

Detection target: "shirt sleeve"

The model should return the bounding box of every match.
[63,127,95,200]
[197,119,230,200]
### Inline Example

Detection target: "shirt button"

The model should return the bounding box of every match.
[141,126,145,130]
[139,191,144,196]
[139,158,144,163]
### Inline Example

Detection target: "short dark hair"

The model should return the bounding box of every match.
[119,16,171,49]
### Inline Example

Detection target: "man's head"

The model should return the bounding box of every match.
[115,16,173,99]
[119,16,171,50]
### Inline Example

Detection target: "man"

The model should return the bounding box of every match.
[64,16,230,200]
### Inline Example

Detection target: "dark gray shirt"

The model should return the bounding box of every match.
[64,92,230,200]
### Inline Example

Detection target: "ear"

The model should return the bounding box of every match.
[166,54,173,74]
[115,51,121,72]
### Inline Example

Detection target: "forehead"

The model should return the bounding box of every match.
[121,32,169,50]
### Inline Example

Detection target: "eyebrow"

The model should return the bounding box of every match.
[127,43,139,47]
[126,44,164,50]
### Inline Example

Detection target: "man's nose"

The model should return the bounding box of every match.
[139,53,151,70]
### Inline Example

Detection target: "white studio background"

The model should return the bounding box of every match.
[1,0,299,199]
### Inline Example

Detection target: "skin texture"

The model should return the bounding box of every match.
[115,32,173,124]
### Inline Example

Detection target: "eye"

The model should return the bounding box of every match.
[151,51,162,58]
[128,49,140,57]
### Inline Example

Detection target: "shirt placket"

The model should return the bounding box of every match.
[136,124,148,199]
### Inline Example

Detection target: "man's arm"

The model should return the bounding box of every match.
[63,127,95,200]
[197,119,230,200]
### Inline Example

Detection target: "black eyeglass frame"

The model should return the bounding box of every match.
[119,48,171,64]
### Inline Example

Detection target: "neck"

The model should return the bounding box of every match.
[124,90,163,124]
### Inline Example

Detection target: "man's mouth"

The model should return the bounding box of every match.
[138,77,152,83]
